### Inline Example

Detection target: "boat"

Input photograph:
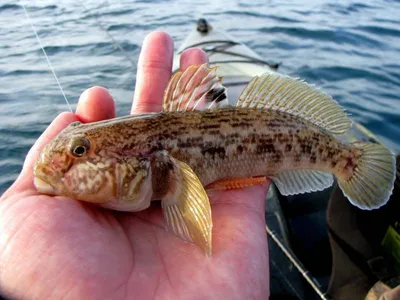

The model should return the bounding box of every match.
[173,19,400,300]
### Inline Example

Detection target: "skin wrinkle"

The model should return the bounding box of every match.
[49,265,76,300]
[0,197,44,262]
[102,219,134,300]
[152,274,162,300]
[49,268,75,300]
[3,202,72,299]
[153,226,177,300]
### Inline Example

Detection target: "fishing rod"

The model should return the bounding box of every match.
[266,224,331,300]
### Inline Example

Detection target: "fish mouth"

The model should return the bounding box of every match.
[34,177,57,195]
[33,162,61,195]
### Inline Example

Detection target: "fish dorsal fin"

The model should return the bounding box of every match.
[237,74,352,134]
[271,169,334,196]
[163,63,228,112]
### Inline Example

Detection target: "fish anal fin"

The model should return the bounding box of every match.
[163,63,228,112]
[237,74,352,134]
[151,151,213,255]
[206,176,267,191]
[271,169,334,196]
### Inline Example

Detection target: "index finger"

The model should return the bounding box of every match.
[131,32,174,114]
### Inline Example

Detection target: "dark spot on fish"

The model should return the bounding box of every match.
[202,146,226,158]
[331,160,337,168]
[273,150,283,163]
[202,124,220,130]
[219,118,231,123]
[300,143,312,155]
[266,121,281,128]
[344,157,355,170]
[150,142,164,152]
[237,145,243,154]
[256,143,275,154]
[231,121,251,128]
[327,148,340,159]
[285,144,292,152]
[310,152,317,164]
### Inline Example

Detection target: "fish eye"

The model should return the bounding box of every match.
[69,137,90,157]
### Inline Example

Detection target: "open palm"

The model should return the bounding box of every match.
[0,32,270,300]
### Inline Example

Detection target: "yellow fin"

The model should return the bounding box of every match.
[337,142,396,210]
[152,152,212,255]
[237,74,352,134]
[163,63,227,112]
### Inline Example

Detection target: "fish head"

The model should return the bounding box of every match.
[33,122,117,203]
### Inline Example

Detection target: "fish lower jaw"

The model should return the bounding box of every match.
[34,177,57,195]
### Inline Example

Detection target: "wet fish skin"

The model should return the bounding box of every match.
[35,107,357,198]
[33,64,396,255]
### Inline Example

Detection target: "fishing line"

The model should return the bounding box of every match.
[21,3,73,112]
[77,1,137,68]
[266,224,331,300]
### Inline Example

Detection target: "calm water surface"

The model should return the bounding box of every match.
[1,0,399,193]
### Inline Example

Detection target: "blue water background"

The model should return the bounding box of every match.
[1,0,399,194]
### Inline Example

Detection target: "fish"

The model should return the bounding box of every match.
[33,64,396,256]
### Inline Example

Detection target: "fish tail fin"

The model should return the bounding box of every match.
[337,142,396,210]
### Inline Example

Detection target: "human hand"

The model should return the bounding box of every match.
[0,32,270,300]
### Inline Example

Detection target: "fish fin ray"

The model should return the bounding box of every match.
[237,74,352,134]
[337,142,395,210]
[156,154,212,255]
[163,64,227,112]
[271,169,334,195]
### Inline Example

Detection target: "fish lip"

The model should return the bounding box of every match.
[33,163,61,195]
[33,176,57,195]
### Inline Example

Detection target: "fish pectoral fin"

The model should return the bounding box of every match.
[236,74,352,134]
[163,63,228,112]
[270,170,334,196]
[206,176,267,190]
[153,153,213,255]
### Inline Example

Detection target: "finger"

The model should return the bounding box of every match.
[3,113,79,196]
[76,86,116,123]
[132,31,174,114]
[179,47,208,71]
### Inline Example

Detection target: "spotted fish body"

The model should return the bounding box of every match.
[70,108,354,186]
[34,64,396,255]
